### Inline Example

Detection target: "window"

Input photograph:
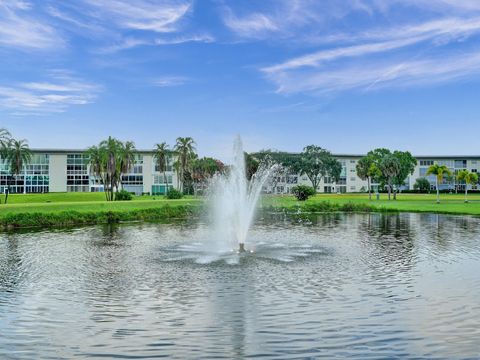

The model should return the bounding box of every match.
[350,169,355,172]
[350,160,356,164]
[350,186,356,190]
[472,169,477,173]
[419,160,434,166]
[67,154,89,192]
[455,160,467,168]
[350,177,356,181]
[0,154,49,194]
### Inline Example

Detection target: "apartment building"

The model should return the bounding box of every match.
[1,149,479,195]
[0,149,177,195]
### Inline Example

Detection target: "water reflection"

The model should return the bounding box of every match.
[1,213,480,358]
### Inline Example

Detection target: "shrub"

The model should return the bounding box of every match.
[291,185,316,201]
[115,190,133,201]
[413,177,431,193]
[165,188,183,199]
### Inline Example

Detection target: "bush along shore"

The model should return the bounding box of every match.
[2,193,480,231]
[0,204,202,231]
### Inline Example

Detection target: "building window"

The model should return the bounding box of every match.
[350,160,356,164]
[419,160,434,166]
[0,154,49,194]
[67,154,89,192]
[350,186,356,190]
[350,177,356,181]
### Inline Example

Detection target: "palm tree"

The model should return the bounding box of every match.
[3,139,32,204]
[119,141,136,190]
[99,136,123,200]
[0,128,11,147]
[426,164,452,203]
[174,137,196,193]
[356,156,379,200]
[154,142,170,193]
[457,170,478,203]
[379,155,400,200]
[86,145,108,200]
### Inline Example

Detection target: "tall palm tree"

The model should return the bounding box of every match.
[174,137,196,193]
[426,164,452,203]
[0,128,11,147]
[379,155,400,200]
[119,141,136,190]
[3,139,32,204]
[86,145,108,200]
[457,170,478,203]
[154,142,170,193]
[356,156,379,200]
[99,136,123,200]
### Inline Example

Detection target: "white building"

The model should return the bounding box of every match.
[1,149,479,195]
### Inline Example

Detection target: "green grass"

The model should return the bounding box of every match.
[261,193,480,216]
[1,192,480,230]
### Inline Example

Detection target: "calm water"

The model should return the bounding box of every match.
[1,213,480,359]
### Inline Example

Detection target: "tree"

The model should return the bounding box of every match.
[291,145,342,193]
[86,137,135,201]
[0,128,11,147]
[457,170,478,203]
[174,137,196,193]
[379,155,401,200]
[392,151,417,200]
[191,157,225,194]
[356,156,381,200]
[244,152,259,181]
[119,141,136,190]
[413,177,431,192]
[154,142,171,190]
[426,164,452,203]
[2,139,32,204]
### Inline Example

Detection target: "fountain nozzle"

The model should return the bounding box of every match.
[238,243,246,253]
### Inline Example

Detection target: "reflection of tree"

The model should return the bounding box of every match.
[0,236,22,291]
[358,213,416,273]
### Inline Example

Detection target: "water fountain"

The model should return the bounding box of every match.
[210,136,273,253]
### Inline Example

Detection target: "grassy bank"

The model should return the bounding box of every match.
[0,194,202,230]
[261,193,480,216]
[1,192,480,231]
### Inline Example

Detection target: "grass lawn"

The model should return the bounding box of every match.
[1,192,479,230]
[261,193,480,216]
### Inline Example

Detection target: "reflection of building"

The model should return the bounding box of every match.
[0,149,177,195]
[263,155,480,194]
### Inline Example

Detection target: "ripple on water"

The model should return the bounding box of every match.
[1,213,480,359]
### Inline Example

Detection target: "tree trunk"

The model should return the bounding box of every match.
[387,181,391,200]
[368,177,371,200]
[436,177,440,203]
[465,183,468,203]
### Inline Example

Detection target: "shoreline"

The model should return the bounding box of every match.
[1,194,479,231]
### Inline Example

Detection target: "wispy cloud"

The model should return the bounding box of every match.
[82,0,191,33]
[153,76,189,87]
[0,1,64,50]
[223,10,278,39]
[0,71,101,115]
[265,50,480,95]
[100,33,214,53]
[262,13,480,95]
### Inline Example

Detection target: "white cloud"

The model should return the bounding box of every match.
[223,10,278,38]
[266,50,480,95]
[0,72,101,115]
[0,1,64,50]
[82,0,191,33]
[153,76,189,87]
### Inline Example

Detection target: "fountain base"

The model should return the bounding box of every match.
[238,243,246,253]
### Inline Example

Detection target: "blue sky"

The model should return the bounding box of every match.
[1,0,480,159]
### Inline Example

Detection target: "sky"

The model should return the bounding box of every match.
[1,0,480,159]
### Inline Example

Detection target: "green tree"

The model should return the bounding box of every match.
[244,152,259,180]
[2,139,32,204]
[356,156,377,200]
[174,137,196,193]
[191,157,225,194]
[154,142,171,190]
[86,137,135,201]
[413,177,431,192]
[457,170,478,203]
[0,128,11,147]
[291,145,342,193]
[426,164,452,203]
[379,155,401,200]
[118,141,136,190]
[392,151,417,200]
